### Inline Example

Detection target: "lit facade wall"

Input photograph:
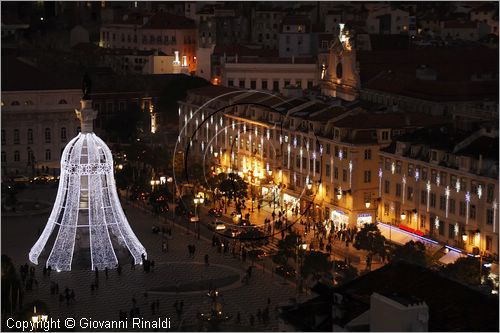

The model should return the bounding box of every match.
[100,25,197,72]
[178,91,383,231]
[1,90,81,175]
[222,62,318,93]
[379,149,499,258]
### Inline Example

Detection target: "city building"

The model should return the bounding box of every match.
[320,23,499,125]
[1,57,164,176]
[100,48,175,75]
[99,11,197,73]
[379,125,499,258]
[178,86,448,232]
[278,15,313,57]
[1,57,81,175]
[330,261,499,331]
[252,4,286,50]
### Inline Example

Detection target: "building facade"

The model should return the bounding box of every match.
[178,86,449,235]
[379,127,499,258]
[1,89,82,175]
[99,11,197,73]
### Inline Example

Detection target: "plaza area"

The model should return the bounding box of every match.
[2,185,301,331]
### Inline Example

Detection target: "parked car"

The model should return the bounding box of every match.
[208,220,226,231]
[11,175,30,183]
[275,265,296,278]
[224,227,242,238]
[208,208,223,217]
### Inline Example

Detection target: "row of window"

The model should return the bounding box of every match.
[1,149,54,163]
[1,128,75,145]
[383,158,496,203]
[102,31,196,45]
[227,79,314,91]
[384,208,494,251]
[6,99,67,106]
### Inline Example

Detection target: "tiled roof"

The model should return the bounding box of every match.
[333,261,499,332]
[455,136,499,160]
[332,112,449,129]
[1,56,80,91]
[363,70,498,102]
[141,12,196,30]
[357,47,498,83]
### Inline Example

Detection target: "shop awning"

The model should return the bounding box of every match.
[377,222,441,252]
[438,250,466,265]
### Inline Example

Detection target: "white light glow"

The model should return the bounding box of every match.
[29,102,146,271]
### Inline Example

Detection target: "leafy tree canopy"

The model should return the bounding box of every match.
[353,223,386,257]
[391,240,428,267]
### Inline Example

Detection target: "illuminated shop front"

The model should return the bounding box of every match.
[357,213,373,229]
[331,210,349,228]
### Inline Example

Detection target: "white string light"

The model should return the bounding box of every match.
[29,101,146,271]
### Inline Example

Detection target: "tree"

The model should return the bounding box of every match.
[353,223,387,258]
[441,256,489,286]
[301,251,331,280]
[218,173,247,204]
[390,240,428,267]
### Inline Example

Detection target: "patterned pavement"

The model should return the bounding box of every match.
[1,186,302,331]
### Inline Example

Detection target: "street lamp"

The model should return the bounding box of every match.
[401,211,406,221]
[307,181,313,190]
[365,201,371,209]
[193,194,204,239]
[31,306,48,330]
[296,241,307,295]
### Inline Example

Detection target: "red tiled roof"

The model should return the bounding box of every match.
[363,70,498,102]
[357,47,498,82]
[141,12,196,30]
[332,112,449,129]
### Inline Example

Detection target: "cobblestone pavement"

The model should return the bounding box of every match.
[2,186,302,331]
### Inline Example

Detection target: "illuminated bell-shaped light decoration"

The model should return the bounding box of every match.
[266,129,270,140]
[306,141,309,151]
[243,124,246,132]
[456,179,460,192]
[254,127,258,136]
[415,168,420,181]
[349,160,353,172]
[477,185,482,199]
[378,168,382,178]
[320,145,323,156]
[454,223,459,236]
[391,162,395,174]
[312,152,316,160]
[434,216,440,229]
[339,149,343,160]
[436,174,440,186]
[29,96,146,271]
[220,117,223,127]
[293,137,297,148]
